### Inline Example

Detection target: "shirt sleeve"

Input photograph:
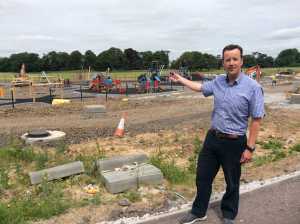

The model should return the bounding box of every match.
[249,85,265,118]
[202,80,214,97]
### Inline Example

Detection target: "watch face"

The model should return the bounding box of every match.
[247,145,255,152]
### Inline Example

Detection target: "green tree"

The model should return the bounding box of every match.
[140,51,153,69]
[0,57,11,72]
[172,51,217,70]
[41,51,60,71]
[243,55,257,67]
[253,52,274,68]
[8,52,41,72]
[69,51,83,70]
[152,50,169,68]
[84,50,97,69]
[275,48,300,67]
[124,48,142,70]
[95,47,126,71]
[58,52,70,70]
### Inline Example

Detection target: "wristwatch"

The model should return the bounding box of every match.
[246,145,255,152]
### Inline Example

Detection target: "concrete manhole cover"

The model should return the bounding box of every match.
[21,130,66,144]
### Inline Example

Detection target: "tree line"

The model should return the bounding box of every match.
[0,47,299,72]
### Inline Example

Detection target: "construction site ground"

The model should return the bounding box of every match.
[0,80,300,224]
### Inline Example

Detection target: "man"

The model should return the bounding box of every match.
[169,44,264,224]
[271,74,277,86]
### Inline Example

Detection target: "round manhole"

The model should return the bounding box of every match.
[27,129,50,138]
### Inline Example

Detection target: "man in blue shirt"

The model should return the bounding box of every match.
[169,44,264,224]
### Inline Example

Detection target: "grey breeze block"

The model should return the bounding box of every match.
[29,161,85,185]
[84,105,106,113]
[101,164,163,194]
[95,154,149,172]
[290,94,300,104]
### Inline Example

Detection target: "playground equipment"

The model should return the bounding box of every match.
[137,61,165,92]
[179,66,192,80]
[245,65,261,82]
[149,61,165,82]
[89,73,113,92]
[9,71,64,103]
[11,63,31,87]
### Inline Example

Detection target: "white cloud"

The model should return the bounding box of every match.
[267,27,300,40]
[0,0,299,58]
[16,35,59,41]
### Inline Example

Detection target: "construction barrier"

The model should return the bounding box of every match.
[52,99,71,105]
[0,87,4,97]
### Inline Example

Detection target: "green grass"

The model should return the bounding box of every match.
[0,181,71,224]
[261,138,283,150]
[253,140,287,166]
[122,190,142,203]
[0,70,145,82]
[0,140,106,223]
[0,145,36,163]
[150,150,189,185]
[1,66,299,83]
[0,168,9,191]
[188,137,202,173]
[197,67,300,76]
[289,143,300,154]
[149,136,204,185]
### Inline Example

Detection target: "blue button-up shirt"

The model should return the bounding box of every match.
[202,73,264,135]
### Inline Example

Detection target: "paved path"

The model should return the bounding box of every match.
[141,175,300,224]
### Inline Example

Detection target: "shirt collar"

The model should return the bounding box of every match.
[226,72,244,86]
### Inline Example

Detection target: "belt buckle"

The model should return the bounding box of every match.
[215,130,224,138]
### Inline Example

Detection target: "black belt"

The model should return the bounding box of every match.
[210,128,241,140]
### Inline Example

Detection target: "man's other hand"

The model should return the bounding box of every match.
[240,150,253,164]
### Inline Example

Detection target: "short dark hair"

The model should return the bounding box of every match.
[222,44,243,59]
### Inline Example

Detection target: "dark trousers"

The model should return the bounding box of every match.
[191,130,247,219]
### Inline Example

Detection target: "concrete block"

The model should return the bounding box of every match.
[101,164,163,193]
[29,161,85,185]
[82,105,106,119]
[290,94,300,104]
[96,154,148,172]
[84,105,106,113]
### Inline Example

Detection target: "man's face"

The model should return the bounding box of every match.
[223,49,243,77]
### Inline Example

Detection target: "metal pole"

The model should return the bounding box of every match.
[11,88,15,109]
[80,84,83,101]
[49,87,52,103]
[105,88,108,102]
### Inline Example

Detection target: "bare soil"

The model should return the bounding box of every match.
[0,82,300,224]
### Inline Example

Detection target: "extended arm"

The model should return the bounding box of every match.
[169,72,203,92]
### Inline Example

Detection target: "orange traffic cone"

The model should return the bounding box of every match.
[114,114,126,137]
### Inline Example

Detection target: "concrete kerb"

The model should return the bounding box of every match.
[29,161,85,185]
[98,169,300,224]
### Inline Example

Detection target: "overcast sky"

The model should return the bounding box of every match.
[0,0,299,59]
